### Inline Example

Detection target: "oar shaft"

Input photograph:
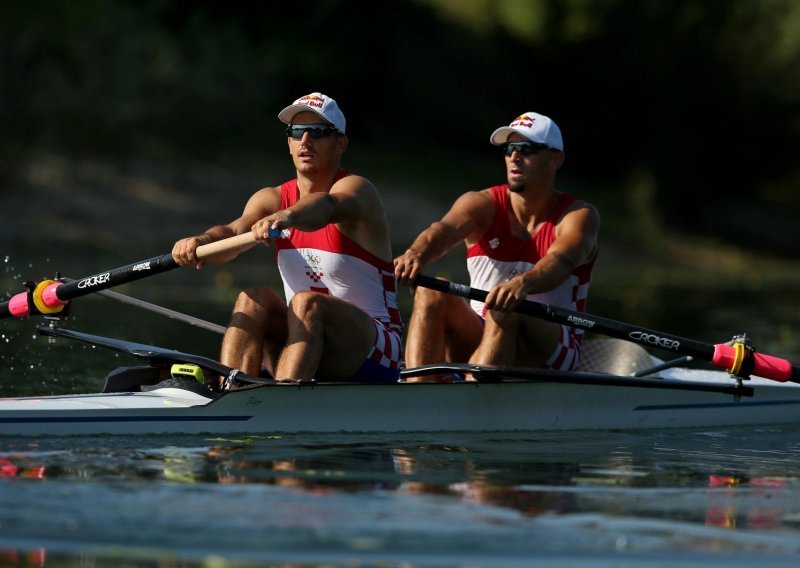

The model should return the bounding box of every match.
[413,275,800,383]
[90,287,227,335]
[414,275,713,359]
[53,253,177,304]
[0,233,257,319]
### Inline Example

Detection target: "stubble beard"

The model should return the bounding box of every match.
[508,182,525,193]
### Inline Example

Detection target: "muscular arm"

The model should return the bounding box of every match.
[260,178,367,232]
[394,190,494,285]
[487,201,600,310]
[252,175,392,260]
[172,186,281,267]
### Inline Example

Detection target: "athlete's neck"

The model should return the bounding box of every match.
[510,186,558,219]
[296,168,341,195]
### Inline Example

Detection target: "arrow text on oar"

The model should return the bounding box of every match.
[411,274,800,384]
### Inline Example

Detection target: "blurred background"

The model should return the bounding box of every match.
[1,0,799,391]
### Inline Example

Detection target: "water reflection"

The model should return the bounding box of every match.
[2,429,800,564]
[5,431,797,526]
[0,548,46,567]
[705,474,791,531]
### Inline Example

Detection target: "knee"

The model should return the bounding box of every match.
[484,310,519,332]
[233,286,284,318]
[412,286,448,314]
[288,291,326,319]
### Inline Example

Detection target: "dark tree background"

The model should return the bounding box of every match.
[2,0,798,253]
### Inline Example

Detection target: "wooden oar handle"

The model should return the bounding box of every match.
[196,232,257,260]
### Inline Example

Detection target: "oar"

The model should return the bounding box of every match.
[37,325,274,387]
[399,362,752,396]
[1,233,257,320]
[412,274,800,384]
[632,355,694,378]
[79,284,227,335]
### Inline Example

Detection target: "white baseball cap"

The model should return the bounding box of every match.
[278,92,346,134]
[489,112,563,151]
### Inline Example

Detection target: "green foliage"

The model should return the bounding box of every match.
[1,0,798,253]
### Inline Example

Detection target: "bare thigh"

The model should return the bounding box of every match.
[294,293,379,380]
[443,297,485,362]
[512,316,562,367]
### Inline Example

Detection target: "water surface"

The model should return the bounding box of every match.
[2,251,800,566]
[2,426,800,566]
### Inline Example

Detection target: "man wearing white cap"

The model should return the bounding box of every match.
[395,112,599,376]
[173,92,402,387]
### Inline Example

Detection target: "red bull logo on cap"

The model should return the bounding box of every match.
[510,114,535,128]
[279,92,345,133]
[298,93,325,109]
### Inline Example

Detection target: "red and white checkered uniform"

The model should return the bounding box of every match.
[274,173,403,373]
[466,186,595,371]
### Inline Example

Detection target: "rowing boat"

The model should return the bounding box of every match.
[1,326,798,437]
[3,234,799,437]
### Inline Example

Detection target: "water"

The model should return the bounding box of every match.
[1,429,800,566]
[3,254,800,566]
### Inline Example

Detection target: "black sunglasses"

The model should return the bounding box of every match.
[285,123,339,140]
[501,142,551,156]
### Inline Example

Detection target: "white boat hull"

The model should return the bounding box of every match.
[2,370,799,436]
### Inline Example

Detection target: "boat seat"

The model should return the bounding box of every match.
[577,338,658,376]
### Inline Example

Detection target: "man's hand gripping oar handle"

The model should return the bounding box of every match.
[1,233,257,319]
[193,232,257,258]
[412,274,800,384]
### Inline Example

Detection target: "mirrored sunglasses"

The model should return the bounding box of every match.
[285,124,339,140]
[501,142,551,156]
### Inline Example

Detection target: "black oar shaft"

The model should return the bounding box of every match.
[1,232,256,319]
[54,254,177,303]
[0,254,177,319]
[413,274,800,383]
[414,275,715,359]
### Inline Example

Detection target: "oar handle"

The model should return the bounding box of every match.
[0,233,258,320]
[412,274,800,383]
[196,232,256,259]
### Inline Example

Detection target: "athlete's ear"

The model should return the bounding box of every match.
[551,150,565,170]
[336,134,348,156]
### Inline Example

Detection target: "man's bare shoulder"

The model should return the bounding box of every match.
[331,175,386,217]
[253,185,283,198]
[245,185,282,207]
[555,196,601,243]
[447,188,496,220]
[562,195,600,220]
[440,188,496,240]
[234,185,282,227]
[331,174,377,195]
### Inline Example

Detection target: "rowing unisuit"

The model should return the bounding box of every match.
[466,185,596,371]
[274,172,404,380]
